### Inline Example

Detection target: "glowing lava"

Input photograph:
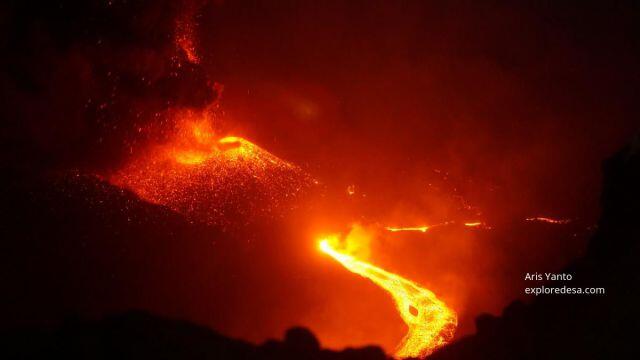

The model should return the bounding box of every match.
[110,113,315,225]
[318,233,457,358]
[525,217,571,224]
[386,221,484,233]
[385,226,431,233]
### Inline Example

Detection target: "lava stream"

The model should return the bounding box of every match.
[385,226,431,233]
[525,217,571,224]
[318,237,457,358]
[110,115,315,225]
[385,221,484,233]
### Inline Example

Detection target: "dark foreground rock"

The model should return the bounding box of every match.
[429,136,640,360]
[4,310,388,360]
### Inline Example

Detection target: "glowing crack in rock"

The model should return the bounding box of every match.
[318,233,457,358]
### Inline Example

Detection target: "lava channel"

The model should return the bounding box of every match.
[319,236,457,358]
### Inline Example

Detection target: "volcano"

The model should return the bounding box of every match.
[2,0,639,359]
[110,113,316,227]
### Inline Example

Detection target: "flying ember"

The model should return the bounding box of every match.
[318,230,457,358]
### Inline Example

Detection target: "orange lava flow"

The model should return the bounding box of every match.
[318,236,457,358]
[385,226,431,233]
[110,114,314,225]
[525,217,571,224]
[386,221,484,233]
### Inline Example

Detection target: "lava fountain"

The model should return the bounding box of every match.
[110,111,315,226]
[318,231,457,358]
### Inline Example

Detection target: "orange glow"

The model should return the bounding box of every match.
[525,217,571,224]
[318,230,457,358]
[385,226,431,233]
[177,36,199,63]
[110,110,315,225]
[346,184,356,196]
[386,221,485,233]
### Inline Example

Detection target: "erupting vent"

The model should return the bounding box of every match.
[110,116,315,226]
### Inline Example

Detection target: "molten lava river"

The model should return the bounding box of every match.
[319,233,457,358]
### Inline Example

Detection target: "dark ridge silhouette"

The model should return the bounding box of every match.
[3,310,389,360]
[428,136,640,360]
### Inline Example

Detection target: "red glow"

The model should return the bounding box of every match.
[4,1,640,359]
[99,2,628,356]
[109,109,315,226]
[386,226,431,233]
[175,5,200,63]
[526,217,571,225]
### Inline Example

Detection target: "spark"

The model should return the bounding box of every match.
[319,234,457,358]
[175,5,200,63]
[346,184,356,196]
